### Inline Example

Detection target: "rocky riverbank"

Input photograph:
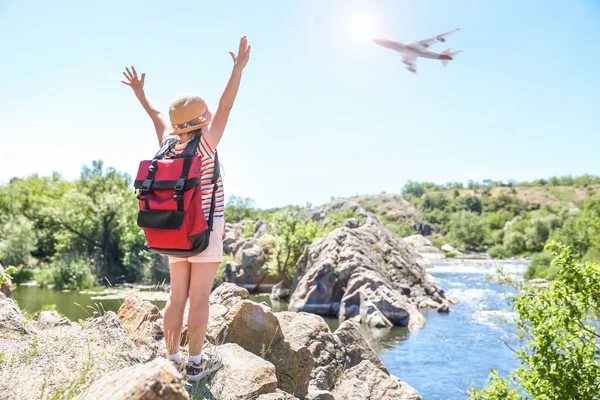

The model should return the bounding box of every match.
[0,283,423,400]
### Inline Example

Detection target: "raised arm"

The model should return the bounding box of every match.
[205,36,251,150]
[121,66,170,144]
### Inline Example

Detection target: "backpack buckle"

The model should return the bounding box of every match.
[174,178,186,192]
[140,179,152,193]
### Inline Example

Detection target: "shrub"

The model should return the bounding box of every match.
[471,245,600,399]
[524,251,556,279]
[421,192,449,211]
[444,251,457,258]
[446,211,488,250]
[36,255,96,290]
[455,195,483,213]
[0,215,38,268]
[487,245,510,259]
[503,231,527,255]
[486,212,506,230]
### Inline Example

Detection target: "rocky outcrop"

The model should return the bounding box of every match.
[117,293,162,341]
[270,280,291,301]
[332,360,423,400]
[210,343,279,399]
[290,213,447,330]
[31,310,72,330]
[333,320,388,374]
[0,263,12,298]
[74,357,188,400]
[403,234,445,261]
[0,297,29,334]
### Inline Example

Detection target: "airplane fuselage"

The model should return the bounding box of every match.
[372,39,451,60]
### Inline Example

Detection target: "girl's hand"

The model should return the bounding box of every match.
[121,66,145,93]
[229,36,251,71]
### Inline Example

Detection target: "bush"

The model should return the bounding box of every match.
[486,212,506,230]
[471,244,600,399]
[446,211,488,251]
[402,181,426,198]
[224,195,258,223]
[455,195,482,213]
[0,215,38,268]
[383,220,413,238]
[524,251,556,279]
[487,245,510,259]
[444,251,457,258]
[36,255,96,290]
[421,192,449,211]
[503,231,527,255]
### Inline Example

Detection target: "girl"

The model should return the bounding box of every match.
[121,36,250,381]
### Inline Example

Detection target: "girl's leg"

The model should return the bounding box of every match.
[163,260,191,356]
[187,262,220,356]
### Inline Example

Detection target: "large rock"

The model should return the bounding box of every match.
[206,295,312,398]
[209,343,278,400]
[256,390,299,400]
[270,281,291,301]
[31,310,72,330]
[0,296,29,334]
[403,234,445,261]
[290,212,446,330]
[333,320,388,374]
[332,360,423,400]
[74,357,188,400]
[229,239,280,290]
[0,263,11,298]
[117,293,162,341]
[275,312,344,392]
[0,308,155,399]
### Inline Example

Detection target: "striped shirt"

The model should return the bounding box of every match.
[162,135,224,219]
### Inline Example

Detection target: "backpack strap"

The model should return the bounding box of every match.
[174,135,202,211]
[140,137,178,193]
[206,150,221,231]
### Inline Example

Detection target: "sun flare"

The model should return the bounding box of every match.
[342,11,379,43]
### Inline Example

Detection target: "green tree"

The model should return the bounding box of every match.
[0,215,38,267]
[455,195,483,214]
[447,211,488,250]
[224,195,258,223]
[421,192,449,211]
[503,231,527,255]
[402,181,426,198]
[470,244,600,399]
[261,210,320,282]
[486,212,506,230]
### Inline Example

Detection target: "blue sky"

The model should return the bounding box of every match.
[1,0,599,208]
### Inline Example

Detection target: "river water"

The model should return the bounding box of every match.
[12,259,527,399]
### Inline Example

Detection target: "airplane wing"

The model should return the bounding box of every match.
[412,28,460,49]
[402,54,418,74]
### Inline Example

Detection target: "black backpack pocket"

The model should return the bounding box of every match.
[137,209,185,230]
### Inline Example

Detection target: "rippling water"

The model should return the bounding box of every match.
[12,259,527,399]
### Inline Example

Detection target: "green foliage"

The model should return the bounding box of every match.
[468,370,519,400]
[224,195,258,223]
[486,212,506,230]
[444,251,457,258]
[212,254,233,290]
[503,231,527,255]
[446,211,488,251]
[261,210,321,281]
[524,251,557,280]
[487,245,510,259]
[402,181,426,198]
[242,221,255,239]
[455,195,483,214]
[421,191,449,211]
[0,215,38,267]
[36,254,96,290]
[0,265,19,287]
[471,245,600,399]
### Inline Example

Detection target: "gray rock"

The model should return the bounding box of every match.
[270,281,291,301]
[441,243,458,253]
[31,310,71,330]
[437,304,450,314]
[332,360,423,400]
[209,343,278,400]
[0,263,11,298]
[290,213,445,331]
[210,282,250,308]
[206,298,312,398]
[0,296,29,334]
[333,320,388,374]
[74,357,188,400]
[275,312,344,392]
[306,390,335,400]
[117,293,162,340]
[403,234,444,262]
[344,218,361,229]
[256,389,299,399]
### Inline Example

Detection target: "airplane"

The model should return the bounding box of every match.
[373,29,461,74]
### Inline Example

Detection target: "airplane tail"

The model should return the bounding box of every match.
[441,49,462,67]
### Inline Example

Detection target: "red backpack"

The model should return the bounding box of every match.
[134,135,220,257]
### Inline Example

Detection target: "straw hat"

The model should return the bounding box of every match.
[168,94,213,135]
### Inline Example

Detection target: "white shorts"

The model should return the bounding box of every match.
[168,217,225,264]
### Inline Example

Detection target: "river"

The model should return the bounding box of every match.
[12,259,527,399]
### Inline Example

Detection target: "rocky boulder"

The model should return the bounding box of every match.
[0,296,29,334]
[0,263,12,298]
[117,293,162,341]
[275,312,345,392]
[333,320,388,374]
[403,234,445,261]
[290,218,447,330]
[209,343,278,400]
[270,280,291,301]
[74,357,188,400]
[332,360,423,400]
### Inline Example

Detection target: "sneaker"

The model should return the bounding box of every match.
[186,350,223,381]
[169,358,184,374]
